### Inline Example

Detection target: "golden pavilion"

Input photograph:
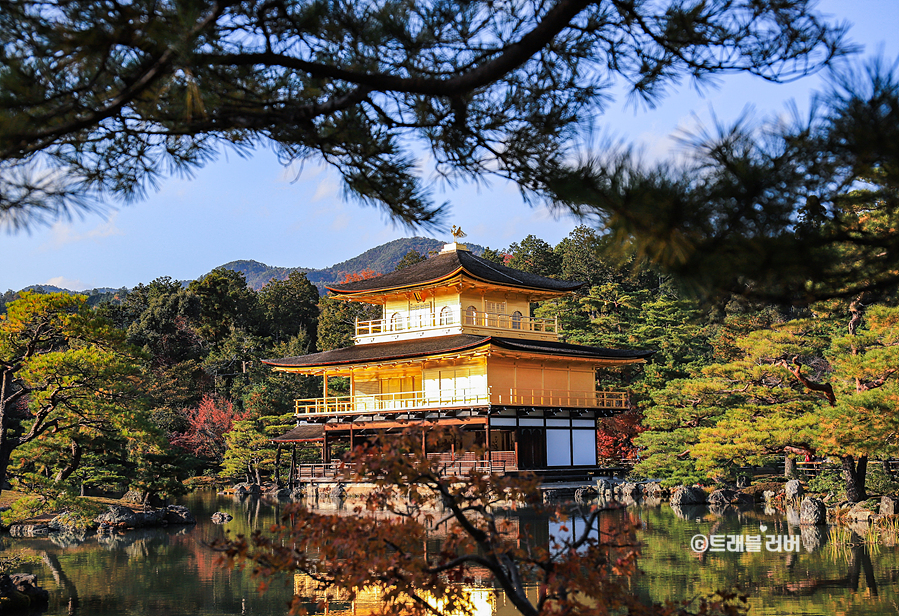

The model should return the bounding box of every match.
[266,239,651,479]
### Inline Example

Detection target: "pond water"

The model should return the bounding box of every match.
[4,492,898,616]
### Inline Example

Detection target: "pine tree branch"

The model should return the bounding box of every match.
[779,356,836,406]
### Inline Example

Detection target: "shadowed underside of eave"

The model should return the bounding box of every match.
[262,334,654,371]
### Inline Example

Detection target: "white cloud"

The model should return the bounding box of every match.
[43,213,124,248]
[44,276,88,291]
[312,178,340,203]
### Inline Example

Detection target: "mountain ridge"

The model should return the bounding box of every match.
[220,237,486,292]
[12,237,488,297]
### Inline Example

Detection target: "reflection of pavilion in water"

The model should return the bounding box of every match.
[287,507,631,616]
[293,575,504,616]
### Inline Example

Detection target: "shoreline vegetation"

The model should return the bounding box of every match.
[3,224,899,614]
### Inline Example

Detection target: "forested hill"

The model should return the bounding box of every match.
[5,237,488,306]
[220,237,485,292]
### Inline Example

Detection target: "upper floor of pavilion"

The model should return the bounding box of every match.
[326,241,583,344]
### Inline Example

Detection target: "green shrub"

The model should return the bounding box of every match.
[807,463,899,499]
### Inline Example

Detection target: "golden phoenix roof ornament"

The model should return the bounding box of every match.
[451,225,467,241]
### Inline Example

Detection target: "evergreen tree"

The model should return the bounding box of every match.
[0,0,844,231]
[547,61,899,303]
[258,271,319,345]
[635,301,899,500]
[0,292,166,499]
[394,250,427,271]
[506,236,562,279]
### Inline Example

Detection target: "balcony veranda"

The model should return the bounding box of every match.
[354,306,559,343]
[294,388,628,416]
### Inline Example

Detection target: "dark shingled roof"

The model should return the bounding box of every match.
[263,334,653,369]
[272,424,325,442]
[326,248,583,295]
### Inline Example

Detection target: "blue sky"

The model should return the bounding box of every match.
[3,0,898,292]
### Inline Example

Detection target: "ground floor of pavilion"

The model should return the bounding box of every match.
[272,404,621,484]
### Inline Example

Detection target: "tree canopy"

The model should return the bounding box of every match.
[547,59,899,302]
[0,0,846,231]
[0,292,165,500]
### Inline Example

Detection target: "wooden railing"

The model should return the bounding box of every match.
[355,307,557,337]
[295,388,491,414]
[295,388,628,414]
[293,452,518,480]
[492,389,629,409]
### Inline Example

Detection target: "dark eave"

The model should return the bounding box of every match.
[263,335,492,368]
[325,249,583,295]
[272,423,325,442]
[263,334,653,369]
[489,337,655,360]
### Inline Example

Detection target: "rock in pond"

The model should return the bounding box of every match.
[670,486,707,506]
[785,479,804,500]
[642,482,669,499]
[799,497,827,525]
[880,495,899,516]
[95,504,195,529]
[211,512,233,525]
[165,505,196,525]
[618,482,643,499]
[708,489,753,507]
[0,573,49,612]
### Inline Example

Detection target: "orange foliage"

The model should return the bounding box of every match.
[338,269,380,283]
[170,394,247,462]
[596,408,645,462]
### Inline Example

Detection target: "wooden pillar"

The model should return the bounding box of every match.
[275,444,282,488]
[323,374,328,411]
[323,433,330,464]
[350,425,355,450]
[485,422,491,466]
[421,429,426,458]
[290,444,297,488]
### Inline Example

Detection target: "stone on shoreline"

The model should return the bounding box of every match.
[799,498,827,525]
[670,487,707,506]
[642,482,669,499]
[618,482,642,499]
[165,505,197,525]
[880,495,899,516]
[785,480,804,500]
[91,503,196,530]
[708,488,753,507]
[0,573,49,612]
[233,483,262,496]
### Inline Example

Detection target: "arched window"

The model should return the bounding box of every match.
[464,305,478,325]
[390,312,403,331]
[439,306,454,325]
[511,310,523,330]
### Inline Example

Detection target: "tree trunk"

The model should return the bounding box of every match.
[0,369,18,499]
[55,440,82,483]
[0,432,16,499]
[785,455,797,479]
[842,455,868,502]
[254,461,262,486]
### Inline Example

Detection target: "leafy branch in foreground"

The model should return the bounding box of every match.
[0,0,846,230]
[214,427,746,616]
[546,59,899,303]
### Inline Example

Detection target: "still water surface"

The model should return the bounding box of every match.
[4,492,898,616]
